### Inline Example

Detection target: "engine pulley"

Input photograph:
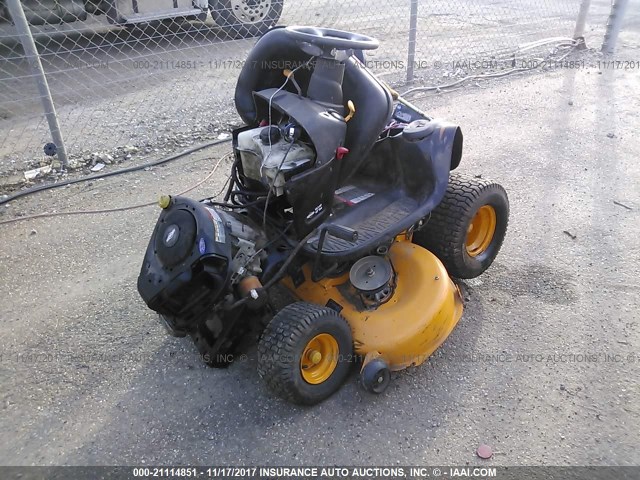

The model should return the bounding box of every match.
[349,256,393,294]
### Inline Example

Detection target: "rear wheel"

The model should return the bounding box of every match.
[413,173,509,279]
[258,302,353,405]
[210,0,283,38]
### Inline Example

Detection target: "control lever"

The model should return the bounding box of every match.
[325,224,359,242]
[312,225,359,282]
[345,100,356,122]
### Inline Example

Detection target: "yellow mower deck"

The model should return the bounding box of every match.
[283,240,464,371]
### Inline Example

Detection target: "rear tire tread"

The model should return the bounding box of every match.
[414,173,509,278]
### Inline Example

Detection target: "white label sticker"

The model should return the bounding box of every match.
[350,193,375,204]
[205,207,226,244]
[334,185,356,195]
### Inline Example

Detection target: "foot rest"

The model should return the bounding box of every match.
[311,196,417,254]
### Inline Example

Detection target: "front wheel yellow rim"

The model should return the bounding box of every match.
[466,205,497,257]
[300,333,339,385]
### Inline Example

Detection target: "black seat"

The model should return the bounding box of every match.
[234,28,394,184]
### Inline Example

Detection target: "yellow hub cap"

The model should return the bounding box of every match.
[300,333,339,385]
[466,205,497,257]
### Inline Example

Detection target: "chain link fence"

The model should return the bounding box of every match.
[0,0,632,184]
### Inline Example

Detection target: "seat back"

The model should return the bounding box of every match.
[234,28,394,184]
[235,28,313,125]
[339,57,394,184]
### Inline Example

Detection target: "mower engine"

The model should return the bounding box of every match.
[137,197,268,353]
[237,124,315,196]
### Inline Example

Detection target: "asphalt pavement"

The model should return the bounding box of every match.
[0,51,638,466]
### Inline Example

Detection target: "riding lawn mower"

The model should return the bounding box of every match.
[137,26,509,405]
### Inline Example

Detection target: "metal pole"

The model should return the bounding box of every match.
[6,0,68,167]
[602,0,630,54]
[406,0,419,84]
[573,0,591,40]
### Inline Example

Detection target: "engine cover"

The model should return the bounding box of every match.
[137,197,234,331]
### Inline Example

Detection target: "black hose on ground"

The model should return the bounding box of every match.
[0,137,233,206]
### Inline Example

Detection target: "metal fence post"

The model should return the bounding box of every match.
[5,0,68,167]
[406,0,419,84]
[573,0,591,40]
[602,0,630,54]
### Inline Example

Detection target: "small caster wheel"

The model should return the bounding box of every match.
[361,358,390,394]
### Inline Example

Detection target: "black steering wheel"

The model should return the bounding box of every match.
[285,26,379,53]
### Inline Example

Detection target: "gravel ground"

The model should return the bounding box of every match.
[0,0,618,178]
[0,47,639,466]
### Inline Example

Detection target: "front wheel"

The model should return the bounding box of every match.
[257,302,353,405]
[413,173,509,279]
[210,0,283,38]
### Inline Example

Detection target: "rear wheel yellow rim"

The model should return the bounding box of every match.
[300,333,339,385]
[466,205,497,257]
